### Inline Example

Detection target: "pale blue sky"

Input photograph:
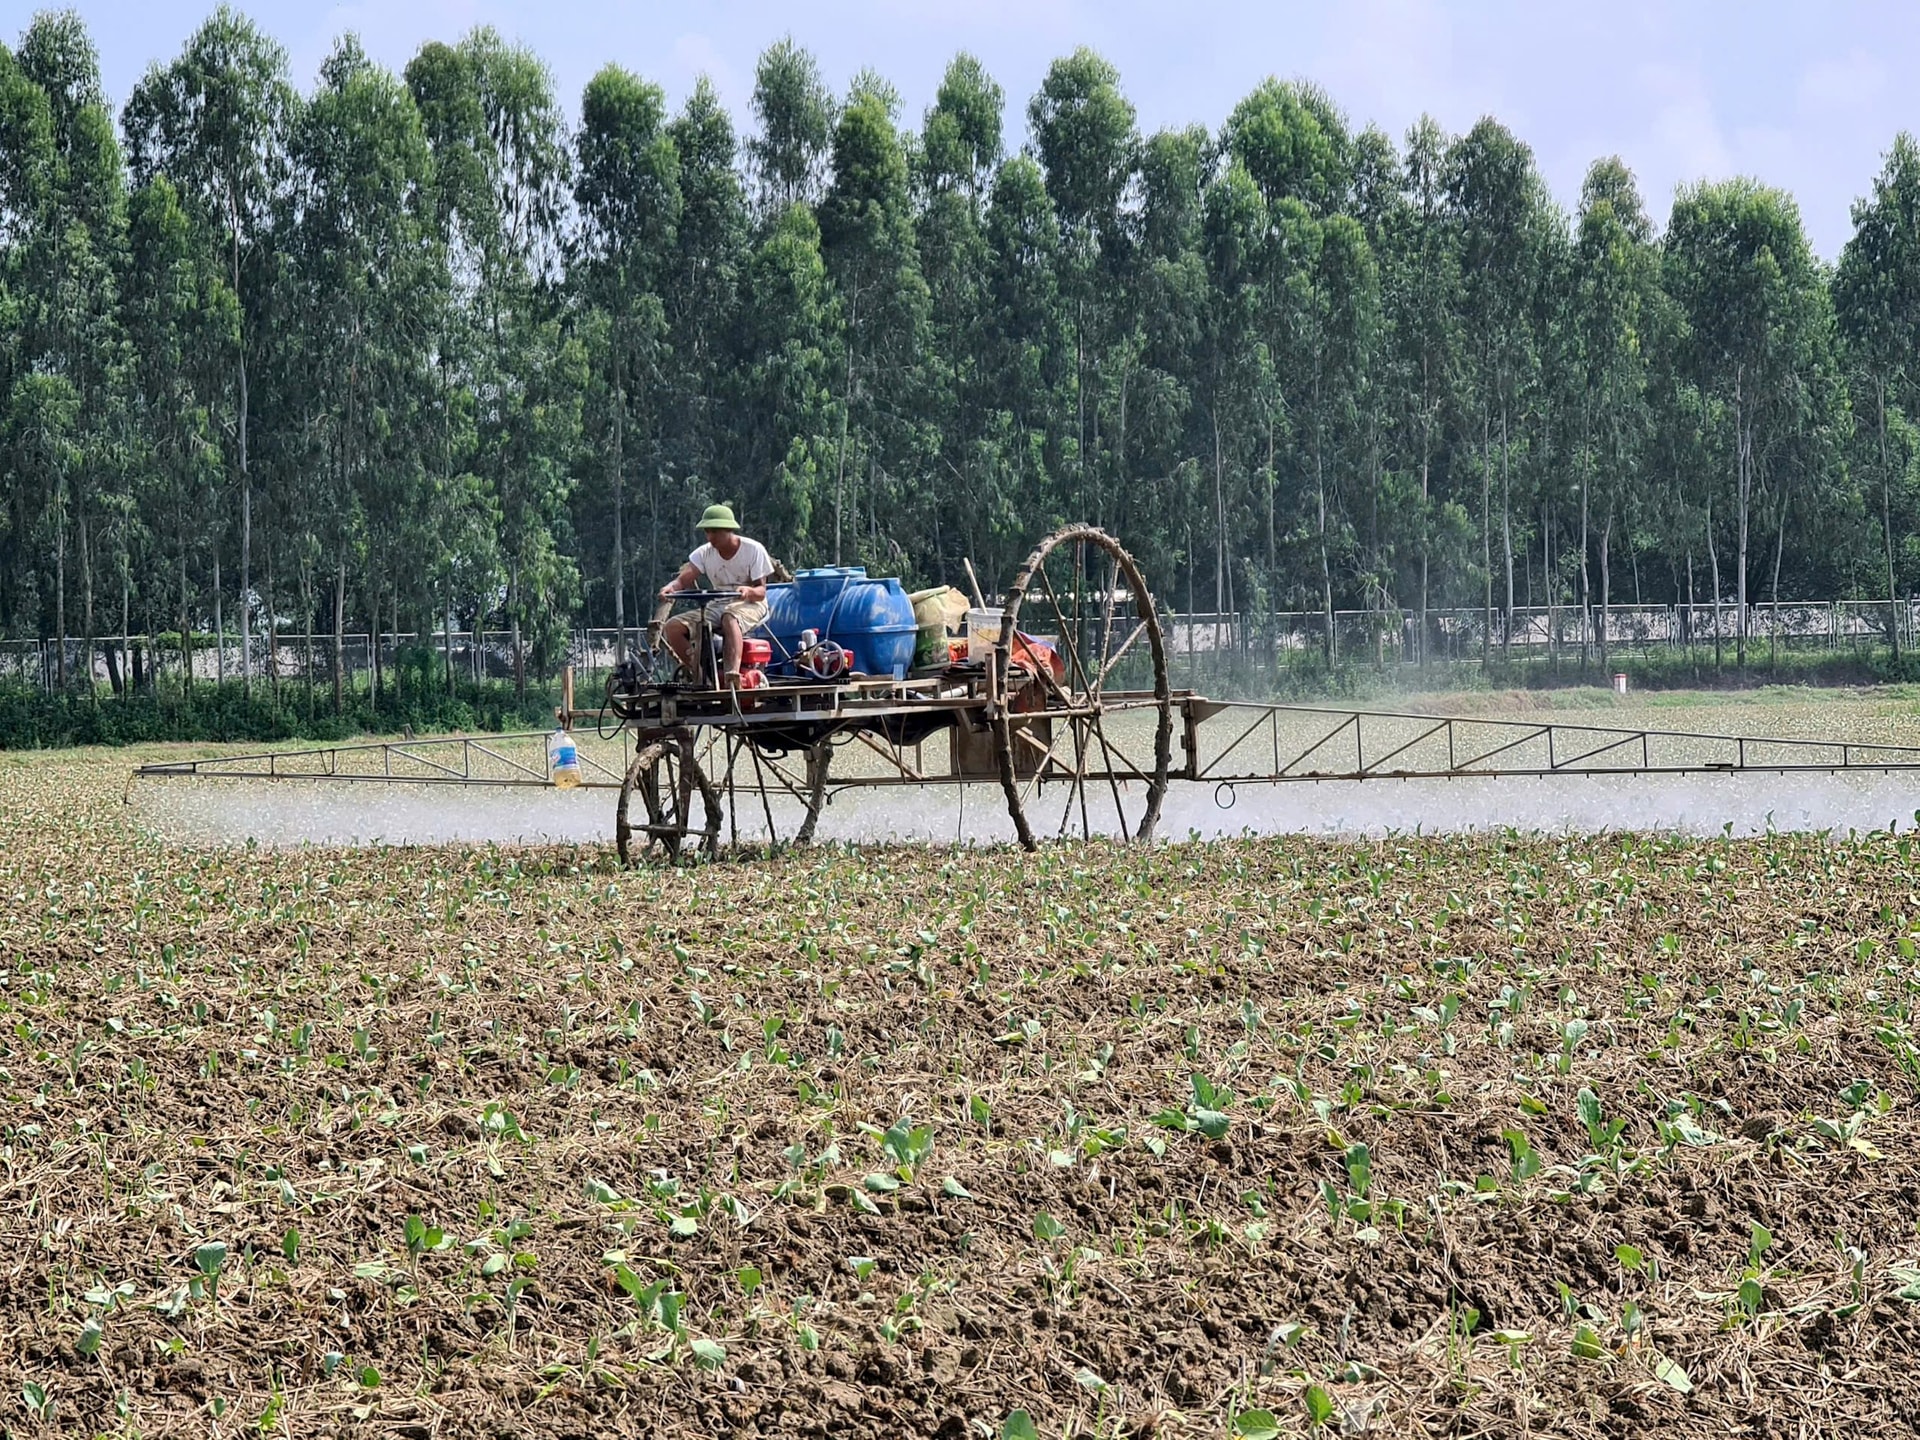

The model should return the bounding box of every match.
[43,0,1920,257]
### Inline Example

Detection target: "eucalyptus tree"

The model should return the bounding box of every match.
[123,173,228,688]
[1125,125,1210,594]
[1028,49,1136,527]
[454,27,575,695]
[1382,116,1461,659]
[1198,161,1267,626]
[1835,132,1920,658]
[1448,119,1549,660]
[573,63,679,655]
[1224,80,1364,642]
[818,81,929,564]
[915,53,1004,575]
[405,38,493,478]
[404,38,496,685]
[1665,178,1834,667]
[975,153,1068,577]
[738,202,835,554]
[6,374,78,681]
[123,6,296,691]
[1294,210,1380,660]
[748,39,833,216]
[1223,78,1350,218]
[288,36,439,709]
[10,13,129,688]
[661,78,748,546]
[1572,158,1656,668]
[0,37,50,627]
[923,52,1002,205]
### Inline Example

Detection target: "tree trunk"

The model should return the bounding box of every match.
[1598,508,1613,675]
[1685,548,1695,650]
[1499,395,1514,662]
[179,529,192,695]
[1418,435,1431,668]
[332,558,346,715]
[1706,495,1723,668]
[1629,502,1643,606]
[55,503,67,691]
[1316,428,1333,666]
[1480,413,1493,668]
[81,508,94,699]
[300,561,314,712]
[1882,377,1900,662]
[116,567,130,698]
[1211,409,1227,657]
[1734,377,1751,671]
[1542,498,1554,671]
[833,288,858,564]
[234,197,253,698]
[1265,405,1276,649]
[511,558,526,700]
[369,577,383,714]
[612,343,627,663]
[392,588,402,711]
[213,551,224,686]
[1770,495,1787,671]
[1075,291,1087,527]
[1579,420,1591,669]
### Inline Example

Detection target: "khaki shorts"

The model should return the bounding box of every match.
[703,597,769,632]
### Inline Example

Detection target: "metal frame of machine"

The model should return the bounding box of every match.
[132,523,1920,859]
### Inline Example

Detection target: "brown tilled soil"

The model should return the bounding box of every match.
[5,750,1920,1437]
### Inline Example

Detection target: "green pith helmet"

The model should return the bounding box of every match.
[697,503,739,532]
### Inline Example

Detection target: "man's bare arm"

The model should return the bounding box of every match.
[660,562,703,599]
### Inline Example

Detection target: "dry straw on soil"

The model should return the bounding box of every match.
[6,747,1920,1438]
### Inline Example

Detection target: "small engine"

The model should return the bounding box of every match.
[739,637,772,690]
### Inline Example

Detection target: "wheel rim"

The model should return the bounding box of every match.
[616,733,721,865]
[990,525,1171,849]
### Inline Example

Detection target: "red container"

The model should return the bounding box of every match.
[741,637,772,670]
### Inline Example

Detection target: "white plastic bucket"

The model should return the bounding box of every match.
[967,607,1005,662]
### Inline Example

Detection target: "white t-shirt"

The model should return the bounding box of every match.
[689,536,774,590]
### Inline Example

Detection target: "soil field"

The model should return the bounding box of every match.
[8,742,1920,1437]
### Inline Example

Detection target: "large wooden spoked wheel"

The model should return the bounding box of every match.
[990,525,1171,849]
[616,733,722,865]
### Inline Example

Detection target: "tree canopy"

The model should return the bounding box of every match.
[2,12,1918,701]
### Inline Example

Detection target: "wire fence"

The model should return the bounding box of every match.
[1169,599,1918,664]
[3,598,1913,692]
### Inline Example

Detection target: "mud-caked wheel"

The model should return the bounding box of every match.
[616,732,722,864]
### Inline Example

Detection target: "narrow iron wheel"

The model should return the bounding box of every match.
[616,732,721,865]
[794,740,832,845]
[990,524,1171,850]
[720,732,834,852]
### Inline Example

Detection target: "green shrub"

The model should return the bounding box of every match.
[0,681,561,750]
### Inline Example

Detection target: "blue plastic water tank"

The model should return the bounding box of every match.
[759,566,919,678]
